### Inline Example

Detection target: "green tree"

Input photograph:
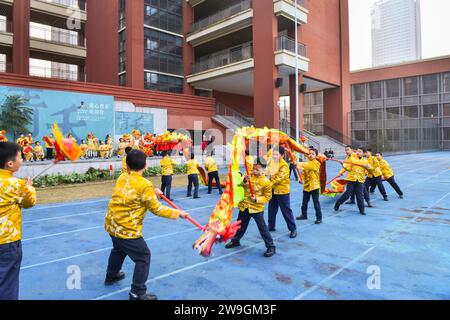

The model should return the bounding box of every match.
[0,95,33,141]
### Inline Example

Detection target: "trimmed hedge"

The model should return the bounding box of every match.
[34,165,187,188]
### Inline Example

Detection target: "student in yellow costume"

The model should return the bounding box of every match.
[204,150,223,194]
[225,161,276,258]
[22,141,34,162]
[79,139,88,159]
[373,152,404,199]
[117,138,127,158]
[33,141,45,161]
[106,134,114,158]
[160,151,175,200]
[334,147,373,215]
[0,142,37,300]
[87,133,95,159]
[186,153,200,199]
[267,146,297,238]
[99,140,108,159]
[104,149,187,300]
[44,133,55,160]
[364,149,388,201]
[296,148,322,224]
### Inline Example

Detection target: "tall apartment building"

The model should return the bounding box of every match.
[371,0,422,67]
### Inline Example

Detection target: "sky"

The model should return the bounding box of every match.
[349,0,450,71]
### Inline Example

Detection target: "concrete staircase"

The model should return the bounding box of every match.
[302,130,346,158]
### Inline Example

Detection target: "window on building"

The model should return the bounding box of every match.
[352,110,367,122]
[144,0,183,34]
[385,107,400,119]
[144,29,183,76]
[386,129,400,141]
[369,109,383,121]
[119,0,126,29]
[422,128,438,141]
[369,81,382,100]
[119,73,126,86]
[144,71,183,93]
[311,92,323,105]
[403,128,419,140]
[422,104,438,118]
[443,73,450,93]
[403,105,418,118]
[443,104,450,117]
[403,77,418,96]
[422,74,438,94]
[444,127,450,140]
[311,113,323,124]
[119,30,126,72]
[385,79,400,98]
[352,130,366,142]
[352,84,366,101]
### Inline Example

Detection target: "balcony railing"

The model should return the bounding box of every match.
[0,18,13,33]
[30,65,85,81]
[36,0,86,11]
[191,43,253,74]
[190,0,252,33]
[276,35,307,58]
[30,24,85,47]
[216,103,253,127]
[0,62,12,73]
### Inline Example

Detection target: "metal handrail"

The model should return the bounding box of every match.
[0,17,13,33]
[36,0,86,11]
[0,62,12,73]
[192,42,253,74]
[216,103,253,127]
[190,0,252,33]
[29,65,85,82]
[30,24,85,47]
[276,35,307,57]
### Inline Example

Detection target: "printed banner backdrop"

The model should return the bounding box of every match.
[115,111,154,135]
[0,86,115,142]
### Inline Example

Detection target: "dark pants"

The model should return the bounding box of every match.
[350,181,370,204]
[301,189,322,220]
[106,236,151,296]
[289,163,299,181]
[370,176,403,196]
[46,148,54,160]
[208,171,223,194]
[268,193,297,232]
[161,175,172,199]
[232,209,275,249]
[336,181,365,213]
[0,241,22,300]
[365,176,387,198]
[187,174,199,198]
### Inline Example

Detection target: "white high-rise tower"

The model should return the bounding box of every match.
[371,0,422,67]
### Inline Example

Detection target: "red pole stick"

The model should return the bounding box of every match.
[159,193,205,231]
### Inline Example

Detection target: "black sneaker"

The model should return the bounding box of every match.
[367,202,373,208]
[360,211,366,215]
[399,195,404,199]
[296,216,308,221]
[129,292,158,300]
[187,194,192,197]
[104,272,125,286]
[315,220,322,225]
[264,247,276,258]
[193,196,201,199]
[383,197,389,201]
[289,230,297,239]
[334,203,340,212]
[225,241,240,249]
[269,228,276,232]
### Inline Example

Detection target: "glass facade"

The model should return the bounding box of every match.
[304,91,324,135]
[118,0,126,85]
[144,71,183,93]
[143,0,184,93]
[351,72,450,152]
[144,0,183,34]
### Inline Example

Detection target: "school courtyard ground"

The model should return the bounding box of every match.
[19,152,450,300]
